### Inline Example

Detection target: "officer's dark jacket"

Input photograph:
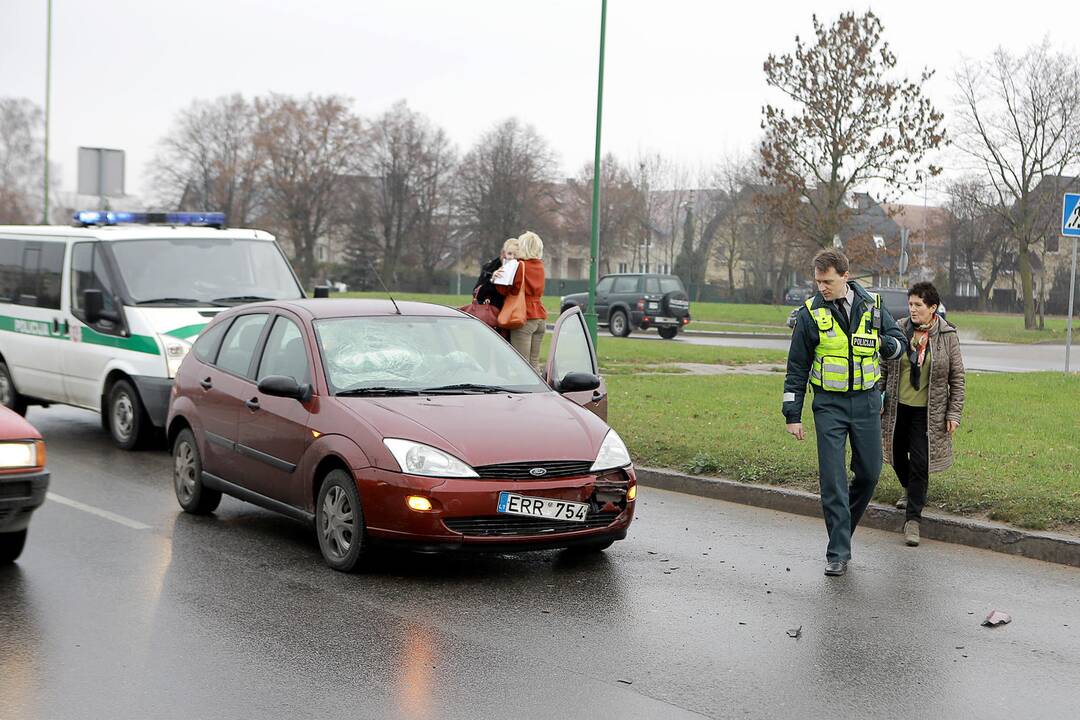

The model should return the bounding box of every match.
[782,281,905,423]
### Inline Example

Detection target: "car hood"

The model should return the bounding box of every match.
[336,391,610,468]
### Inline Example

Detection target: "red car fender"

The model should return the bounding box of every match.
[296,433,373,514]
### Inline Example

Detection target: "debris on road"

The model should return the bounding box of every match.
[786,626,802,639]
[982,610,1012,627]
[617,679,633,685]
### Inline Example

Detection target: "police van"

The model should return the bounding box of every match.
[0,211,305,449]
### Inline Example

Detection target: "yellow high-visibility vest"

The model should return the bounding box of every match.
[804,294,881,392]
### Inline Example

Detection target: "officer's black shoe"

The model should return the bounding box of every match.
[824,560,848,576]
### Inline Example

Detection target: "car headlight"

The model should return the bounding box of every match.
[590,429,631,472]
[0,441,43,470]
[383,438,479,478]
[163,337,191,378]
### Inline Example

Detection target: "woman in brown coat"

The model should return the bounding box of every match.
[880,282,966,547]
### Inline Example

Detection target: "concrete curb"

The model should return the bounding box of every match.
[635,466,1080,569]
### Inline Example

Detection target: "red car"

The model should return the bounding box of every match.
[166,301,635,571]
[0,406,49,564]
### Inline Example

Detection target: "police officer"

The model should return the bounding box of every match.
[783,250,905,576]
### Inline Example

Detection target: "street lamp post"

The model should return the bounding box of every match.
[586,0,608,346]
[42,0,52,224]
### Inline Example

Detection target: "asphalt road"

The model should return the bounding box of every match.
[2,406,1079,720]
[629,330,1073,373]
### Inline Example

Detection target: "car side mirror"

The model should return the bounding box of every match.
[556,371,601,393]
[83,289,119,324]
[257,375,313,402]
[313,286,331,299]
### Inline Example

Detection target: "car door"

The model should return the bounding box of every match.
[236,312,314,505]
[63,242,128,407]
[202,312,271,484]
[594,276,614,323]
[545,306,607,420]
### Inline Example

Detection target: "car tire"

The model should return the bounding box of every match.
[565,537,615,554]
[609,310,631,337]
[315,469,369,572]
[0,360,28,417]
[0,529,28,564]
[658,326,679,340]
[172,428,222,515]
[108,379,148,450]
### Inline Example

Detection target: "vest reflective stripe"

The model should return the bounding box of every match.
[804,295,881,392]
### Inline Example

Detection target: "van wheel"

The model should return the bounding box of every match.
[0,361,28,416]
[108,379,147,450]
[658,327,679,340]
[173,428,221,514]
[315,469,369,572]
[609,310,631,337]
[0,529,28,564]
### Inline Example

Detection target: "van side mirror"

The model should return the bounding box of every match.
[556,371,601,393]
[257,375,313,402]
[313,286,331,299]
[83,289,104,324]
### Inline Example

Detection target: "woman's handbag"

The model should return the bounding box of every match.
[458,290,500,328]
[496,288,526,331]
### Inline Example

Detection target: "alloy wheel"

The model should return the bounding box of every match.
[113,392,134,441]
[321,485,355,559]
[174,440,197,504]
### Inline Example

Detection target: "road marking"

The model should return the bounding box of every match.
[46,492,151,531]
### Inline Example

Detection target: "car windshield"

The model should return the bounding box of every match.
[109,238,303,305]
[313,315,550,395]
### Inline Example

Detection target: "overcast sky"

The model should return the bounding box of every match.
[3,0,1079,206]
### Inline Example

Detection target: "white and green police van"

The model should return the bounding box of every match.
[0,211,305,449]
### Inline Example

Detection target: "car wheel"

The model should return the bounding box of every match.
[0,361,28,417]
[108,379,147,450]
[658,327,679,340]
[565,537,615,554]
[172,428,222,514]
[609,310,630,337]
[0,529,28,564]
[316,469,369,572]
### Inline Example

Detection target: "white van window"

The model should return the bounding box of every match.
[71,243,118,318]
[0,240,64,309]
[108,238,302,306]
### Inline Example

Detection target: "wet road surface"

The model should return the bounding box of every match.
[2,406,1079,719]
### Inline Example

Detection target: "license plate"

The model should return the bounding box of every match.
[647,302,659,310]
[497,492,589,522]
[653,316,676,324]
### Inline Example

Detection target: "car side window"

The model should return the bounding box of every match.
[192,319,232,364]
[71,243,119,321]
[612,276,639,294]
[16,242,64,309]
[645,277,660,293]
[552,312,596,384]
[595,277,614,295]
[257,316,311,385]
[215,313,269,378]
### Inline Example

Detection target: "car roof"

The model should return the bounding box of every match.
[0,225,275,242]
[235,298,466,320]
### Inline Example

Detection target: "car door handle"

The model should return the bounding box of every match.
[245,397,260,411]
[592,390,606,403]
[200,378,213,390]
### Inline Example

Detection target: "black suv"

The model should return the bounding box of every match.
[560,274,691,339]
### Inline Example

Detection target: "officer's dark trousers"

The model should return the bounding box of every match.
[811,388,882,562]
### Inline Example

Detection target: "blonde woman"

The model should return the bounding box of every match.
[495,231,547,370]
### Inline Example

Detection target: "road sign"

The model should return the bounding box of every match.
[1061,193,1080,237]
[77,147,125,198]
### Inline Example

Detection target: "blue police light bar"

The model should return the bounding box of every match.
[73,210,225,228]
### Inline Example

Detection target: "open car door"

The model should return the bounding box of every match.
[545,306,607,420]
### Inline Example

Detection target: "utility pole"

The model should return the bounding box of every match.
[585,0,607,346]
[42,0,53,224]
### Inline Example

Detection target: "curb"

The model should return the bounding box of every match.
[635,466,1080,569]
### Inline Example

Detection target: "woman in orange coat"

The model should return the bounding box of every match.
[495,231,547,371]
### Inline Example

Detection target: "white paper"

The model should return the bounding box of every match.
[492,258,519,286]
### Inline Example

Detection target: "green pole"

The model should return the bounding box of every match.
[586,0,607,346]
[43,0,52,225]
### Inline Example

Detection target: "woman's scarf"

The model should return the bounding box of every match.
[907,317,935,389]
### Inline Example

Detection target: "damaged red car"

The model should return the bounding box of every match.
[166,300,636,571]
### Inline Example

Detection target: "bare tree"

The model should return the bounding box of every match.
[360,101,458,287]
[943,177,1012,311]
[149,94,264,225]
[760,11,945,248]
[566,153,638,275]
[456,118,556,261]
[953,40,1080,327]
[712,153,759,297]
[674,171,728,300]
[255,94,367,288]
[0,98,52,224]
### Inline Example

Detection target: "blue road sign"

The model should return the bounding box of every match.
[1062,193,1080,237]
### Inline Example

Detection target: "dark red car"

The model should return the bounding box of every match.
[0,406,49,564]
[166,300,636,571]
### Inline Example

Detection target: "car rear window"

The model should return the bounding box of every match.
[659,277,685,294]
